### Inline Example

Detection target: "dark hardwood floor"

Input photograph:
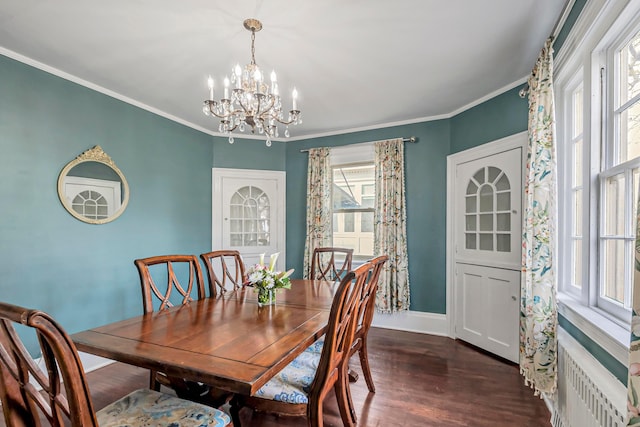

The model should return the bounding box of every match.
[2,328,551,426]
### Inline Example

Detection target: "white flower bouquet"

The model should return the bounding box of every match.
[245,253,294,305]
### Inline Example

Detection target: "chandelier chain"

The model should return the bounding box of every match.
[250,30,256,65]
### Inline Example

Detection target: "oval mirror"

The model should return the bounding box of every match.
[57,146,129,224]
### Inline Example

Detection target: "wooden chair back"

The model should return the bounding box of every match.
[354,255,388,344]
[310,247,354,281]
[134,254,206,314]
[133,254,206,392]
[348,255,389,402]
[0,302,100,426]
[306,261,372,424]
[200,250,246,297]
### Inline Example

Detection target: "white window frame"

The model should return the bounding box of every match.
[560,69,586,303]
[330,143,376,262]
[556,0,640,364]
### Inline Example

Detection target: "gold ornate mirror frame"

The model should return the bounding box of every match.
[57,146,130,224]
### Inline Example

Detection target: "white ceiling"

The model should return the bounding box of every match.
[0,1,568,141]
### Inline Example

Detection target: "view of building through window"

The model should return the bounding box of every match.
[332,164,375,260]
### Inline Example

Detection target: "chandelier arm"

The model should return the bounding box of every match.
[256,97,276,116]
[272,113,300,126]
[204,102,245,129]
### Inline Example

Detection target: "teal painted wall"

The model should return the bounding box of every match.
[450,86,529,153]
[212,136,286,171]
[0,54,217,353]
[1,0,613,382]
[285,121,451,313]
[283,89,528,314]
[0,53,286,354]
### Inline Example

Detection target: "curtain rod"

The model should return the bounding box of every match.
[300,136,416,153]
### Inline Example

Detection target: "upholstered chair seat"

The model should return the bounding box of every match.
[97,388,231,426]
[0,301,232,427]
[253,347,321,404]
[305,337,325,355]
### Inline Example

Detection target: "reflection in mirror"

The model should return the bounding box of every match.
[57,146,129,224]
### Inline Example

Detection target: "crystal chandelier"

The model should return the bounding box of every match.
[202,18,302,147]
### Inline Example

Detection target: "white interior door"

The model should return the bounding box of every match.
[455,264,520,362]
[449,133,525,363]
[212,168,286,270]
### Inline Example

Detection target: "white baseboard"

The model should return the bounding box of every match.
[31,351,115,388]
[371,310,449,336]
[78,352,116,373]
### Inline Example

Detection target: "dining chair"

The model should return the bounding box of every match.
[0,301,232,427]
[349,255,388,391]
[309,247,354,281]
[345,254,388,422]
[229,261,374,427]
[200,249,247,297]
[305,255,389,423]
[133,254,207,396]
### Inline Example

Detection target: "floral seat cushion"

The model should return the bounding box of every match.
[97,388,231,426]
[254,346,322,404]
[306,336,324,354]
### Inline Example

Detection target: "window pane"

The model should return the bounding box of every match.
[602,239,625,304]
[479,234,493,250]
[479,185,493,212]
[488,167,501,183]
[466,196,477,213]
[361,211,373,232]
[362,184,374,195]
[496,213,510,231]
[479,214,493,231]
[496,234,510,252]
[332,164,375,258]
[603,174,625,235]
[620,100,640,162]
[344,212,354,232]
[620,30,640,105]
[465,233,476,250]
[572,239,582,290]
[496,192,510,211]
[495,174,510,191]
[573,189,582,236]
[361,196,374,208]
[465,215,476,231]
[467,181,478,195]
[573,139,582,186]
[572,86,583,138]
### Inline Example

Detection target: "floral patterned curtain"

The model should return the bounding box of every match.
[303,148,332,279]
[374,138,410,312]
[626,190,640,424]
[520,38,558,396]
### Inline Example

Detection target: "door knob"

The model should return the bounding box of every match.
[511,296,517,301]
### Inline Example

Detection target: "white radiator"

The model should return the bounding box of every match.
[552,329,626,427]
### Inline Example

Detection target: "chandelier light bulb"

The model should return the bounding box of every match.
[207,75,214,100]
[223,77,230,99]
[292,87,298,111]
[201,18,302,146]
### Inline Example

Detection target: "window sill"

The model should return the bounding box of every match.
[557,293,629,365]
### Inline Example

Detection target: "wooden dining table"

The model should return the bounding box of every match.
[71,279,339,396]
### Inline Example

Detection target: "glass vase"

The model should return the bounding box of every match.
[257,288,276,307]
